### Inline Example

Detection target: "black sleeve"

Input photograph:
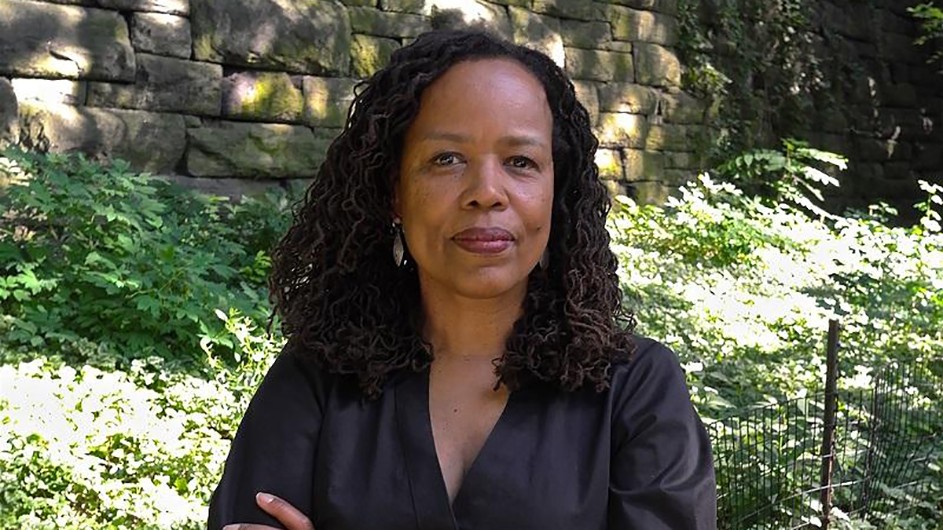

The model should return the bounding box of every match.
[207,349,324,530]
[607,339,717,530]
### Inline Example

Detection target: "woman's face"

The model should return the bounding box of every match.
[395,58,555,303]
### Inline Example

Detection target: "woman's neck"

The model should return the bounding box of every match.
[420,286,525,361]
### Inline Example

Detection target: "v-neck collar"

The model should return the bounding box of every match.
[394,368,518,529]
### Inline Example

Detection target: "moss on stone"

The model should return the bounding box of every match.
[351,34,399,78]
[225,73,303,122]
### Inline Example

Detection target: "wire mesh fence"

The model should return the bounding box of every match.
[707,347,943,529]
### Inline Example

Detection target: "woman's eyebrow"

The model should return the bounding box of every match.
[419,131,547,148]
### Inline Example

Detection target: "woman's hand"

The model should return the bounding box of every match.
[222,492,315,530]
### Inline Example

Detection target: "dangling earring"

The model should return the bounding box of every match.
[392,222,405,267]
[539,247,549,270]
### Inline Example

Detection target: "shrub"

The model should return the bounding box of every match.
[0,148,291,367]
[1,148,940,528]
[0,311,282,530]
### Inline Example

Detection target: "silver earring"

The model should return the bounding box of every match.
[539,248,549,270]
[392,223,405,267]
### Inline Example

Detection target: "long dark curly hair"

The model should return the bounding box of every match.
[269,29,635,399]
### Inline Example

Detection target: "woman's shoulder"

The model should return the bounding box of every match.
[607,336,691,409]
[259,342,351,408]
[610,336,684,380]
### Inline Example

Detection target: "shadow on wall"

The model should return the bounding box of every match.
[0,0,134,159]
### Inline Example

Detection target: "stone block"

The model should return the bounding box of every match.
[822,0,870,41]
[87,54,222,116]
[603,179,631,197]
[883,83,917,107]
[602,41,634,53]
[623,148,664,180]
[303,76,358,128]
[595,148,623,180]
[596,112,648,148]
[808,132,852,158]
[349,6,431,37]
[662,168,694,185]
[192,0,350,74]
[607,5,678,46]
[379,0,424,12]
[660,91,706,124]
[817,108,849,134]
[0,0,135,81]
[878,9,915,36]
[17,102,185,173]
[597,83,657,114]
[663,150,702,170]
[913,142,943,170]
[165,175,283,200]
[559,19,612,49]
[880,32,921,64]
[855,136,894,161]
[509,7,565,66]
[116,0,187,14]
[221,72,303,123]
[351,34,400,78]
[487,0,530,6]
[565,48,634,83]
[888,140,913,161]
[532,0,596,21]
[852,40,880,59]
[429,1,513,38]
[853,162,884,183]
[877,108,926,140]
[634,43,681,87]
[131,12,191,59]
[11,79,87,105]
[382,0,518,35]
[910,67,942,90]
[602,0,678,16]
[0,78,17,144]
[186,120,325,178]
[631,180,676,205]
[44,0,189,15]
[572,81,599,124]
[644,123,693,151]
[884,161,912,181]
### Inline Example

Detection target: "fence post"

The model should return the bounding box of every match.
[819,319,840,529]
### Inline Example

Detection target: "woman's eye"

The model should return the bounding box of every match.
[432,152,460,166]
[508,156,536,169]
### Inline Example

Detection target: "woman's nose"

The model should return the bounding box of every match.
[462,158,508,210]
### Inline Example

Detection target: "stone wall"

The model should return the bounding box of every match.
[0,0,704,201]
[0,0,940,210]
[692,0,943,217]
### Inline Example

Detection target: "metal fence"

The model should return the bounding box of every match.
[707,322,943,529]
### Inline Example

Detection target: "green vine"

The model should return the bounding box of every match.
[676,0,865,168]
[909,2,943,70]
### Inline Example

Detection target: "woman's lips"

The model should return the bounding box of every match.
[452,227,514,254]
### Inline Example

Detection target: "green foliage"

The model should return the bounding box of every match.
[609,157,942,527]
[0,150,940,528]
[716,138,847,214]
[0,148,291,366]
[909,2,943,69]
[0,312,283,530]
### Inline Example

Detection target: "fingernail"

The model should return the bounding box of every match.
[256,492,275,504]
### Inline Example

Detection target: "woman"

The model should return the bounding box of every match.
[209,29,716,530]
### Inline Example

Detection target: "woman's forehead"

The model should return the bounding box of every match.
[406,59,552,140]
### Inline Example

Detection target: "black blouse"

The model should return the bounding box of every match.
[208,337,717,529]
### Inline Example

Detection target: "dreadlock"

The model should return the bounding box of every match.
[269,29,636,399]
